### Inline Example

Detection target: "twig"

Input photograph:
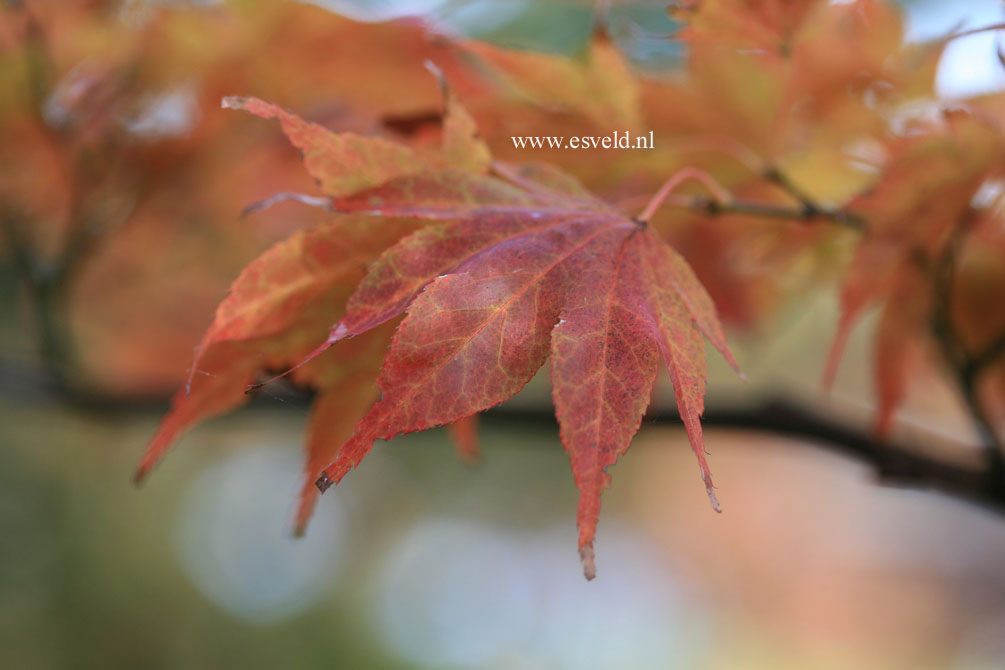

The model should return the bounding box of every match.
[946,22,1005,42]
[0,211,71,375]
[630,159,867,231]
[669,194,868,230]
[761,166,868,232]
[2,353,1003,511]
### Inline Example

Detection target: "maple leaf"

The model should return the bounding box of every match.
[271,164,741,579]
[128,40,743,574]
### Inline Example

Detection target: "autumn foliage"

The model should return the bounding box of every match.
[4,0,1005,579]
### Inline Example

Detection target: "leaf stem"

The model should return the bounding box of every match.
[637,167,733,223]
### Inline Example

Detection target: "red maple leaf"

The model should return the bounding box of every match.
[139,83,740,579]
[280,165,741,580]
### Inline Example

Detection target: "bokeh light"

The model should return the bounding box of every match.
[174,445,345,625]
[371,517,706,668]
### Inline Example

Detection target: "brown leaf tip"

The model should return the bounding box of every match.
[706,482,722,513]
[132,466,149,487]
[579,544,597,581]
[315,472,333,493]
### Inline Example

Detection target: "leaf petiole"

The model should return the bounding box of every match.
[637,167,733,223]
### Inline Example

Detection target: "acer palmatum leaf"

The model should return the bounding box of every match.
[150,86,740,579]
[302,172,740,579]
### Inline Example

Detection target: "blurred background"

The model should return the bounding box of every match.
[3,1,1005,668]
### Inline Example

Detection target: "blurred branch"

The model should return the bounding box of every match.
[2,354,1003,514]
[676,194,867,230]
[1,211,70,377]
[1,5,130,388]
[947,23,1005,42]
[654,161,868,231]
[487,399,1005,514]
[761,166,868,232]
[684,399,1005,512]
[929,216,1005,493]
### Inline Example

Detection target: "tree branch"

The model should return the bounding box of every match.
[483,399,1005,513]
[947,22,1005,42]
[1,211,71,375]
[759,165,868,231]
[2,355,1002,514]
[676,194,868,230]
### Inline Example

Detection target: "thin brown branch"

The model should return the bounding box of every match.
[947,22,1005,42]
[2,353,1004,512]
[485,400,1005,512]
[761,166,868,232]
[670,194,868,230]
[1,211,71,374]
